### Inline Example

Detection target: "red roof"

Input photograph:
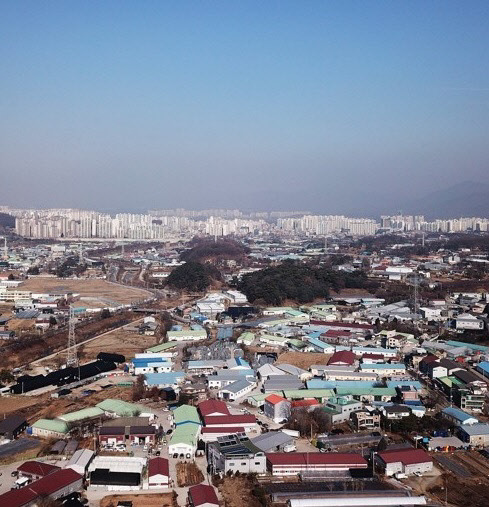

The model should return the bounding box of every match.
[0,468,82,507]
[204,414,256,426]
[198,399,230,417]
[291,399,320,408]
[148,457,169,478]
[378,448,432,466]
[420,354,439,365]
[189,483,219,506]
[322,329,352,337]
[201,426,245,434]
[311,320,373,330]
[17,460,60,477]
[266,452,367,467]
[362,353,385,360]
[265,394,287,405]
[327,350,356,366]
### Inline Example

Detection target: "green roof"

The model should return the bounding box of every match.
[58,407,104,422]
[173,404,200,425]
[288,339,306,348]
[169,424,199,447]
[282,388,335,400]
[237,332,255,343]
[335,387,396,397]
[32,418,69,433]
[96,399,153,417]
[259,334,289,343]
[146,341,178,353]
[247,393,269,403]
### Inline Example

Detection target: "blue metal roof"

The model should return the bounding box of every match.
[132,357,169,367]
[145,372,184,385]
[442,407,479,423]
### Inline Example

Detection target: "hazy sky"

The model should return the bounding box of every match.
[1,1,489,215]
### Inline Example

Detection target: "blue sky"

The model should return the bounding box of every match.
[1,1,489,214]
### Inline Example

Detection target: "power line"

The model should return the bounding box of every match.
[66,306,78,367]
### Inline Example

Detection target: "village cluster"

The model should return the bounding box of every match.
[1,227,489,507]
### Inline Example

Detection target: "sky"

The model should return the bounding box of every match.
[1,1,489,215]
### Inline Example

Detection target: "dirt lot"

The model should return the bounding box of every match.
[218,476,264,507]
[0,395,40,415]
[176,462,204,487]
[19,277,151,305]
[276,351,331,369]
[79,328,159,361]
[100,493,176,507]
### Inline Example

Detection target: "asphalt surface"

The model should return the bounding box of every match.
[0,438,40,458]
[435,454,472,478]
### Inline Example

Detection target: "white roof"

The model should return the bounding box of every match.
[88,456,146,474]
[66,449,94,469]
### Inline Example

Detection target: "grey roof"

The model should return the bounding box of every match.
[276,363,307,376]
[213,432,262,456]
[459,423,489,436]
[251,431,294,452]
[263,377,303,392]
[16,310,40,319]
[0,414,26,433]
[221,378,252,394]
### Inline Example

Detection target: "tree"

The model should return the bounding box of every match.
[100,309,111,319]
[131,375,146,401]
[27,266,40,275]
[166,261,222,292]
[0,369,14,383]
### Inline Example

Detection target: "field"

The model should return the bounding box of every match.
[19,277,151,306]
[176,462,204,487]
[100,493,176,507]
[0,395,40,416]
[276,351,331,370]
[218,476,264,507]
[78,327,157,362]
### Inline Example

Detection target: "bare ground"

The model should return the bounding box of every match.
[276,351,331,369]
[19,277,151,305]
[100,493,176,507]
[176,462,204,487]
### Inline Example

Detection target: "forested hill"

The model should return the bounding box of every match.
[180,238,249,263]
[237,260,375,305]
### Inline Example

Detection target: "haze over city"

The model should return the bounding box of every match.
[2,1,489,215]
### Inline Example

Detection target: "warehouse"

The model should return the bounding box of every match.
[31,418,70,438]
[66,448,95,476]
[88,456,146,490]
[376,449,433,476]
[266,452,367,476]
[0,468,83,507]
[148,457,170,488]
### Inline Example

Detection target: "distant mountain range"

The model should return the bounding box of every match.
[398,181,489,219]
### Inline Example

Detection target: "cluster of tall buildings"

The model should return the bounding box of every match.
[6,206,489,240]
[277,215,379,236]
[381,215,489,233]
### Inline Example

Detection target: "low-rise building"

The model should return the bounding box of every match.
[31,418,70,439]
[376,448,433,476]
[17,461,60,481]
[458,423,489,447]
[264,394,291,424]
[442,407,479,426]
[266,452,368,476]
[207,433,267,475]
[188,484,220,507]
[0,414,27,440]
[148,457,170,488]
[218,378,255,401]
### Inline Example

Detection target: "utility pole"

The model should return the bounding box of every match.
[66,306,78,368]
